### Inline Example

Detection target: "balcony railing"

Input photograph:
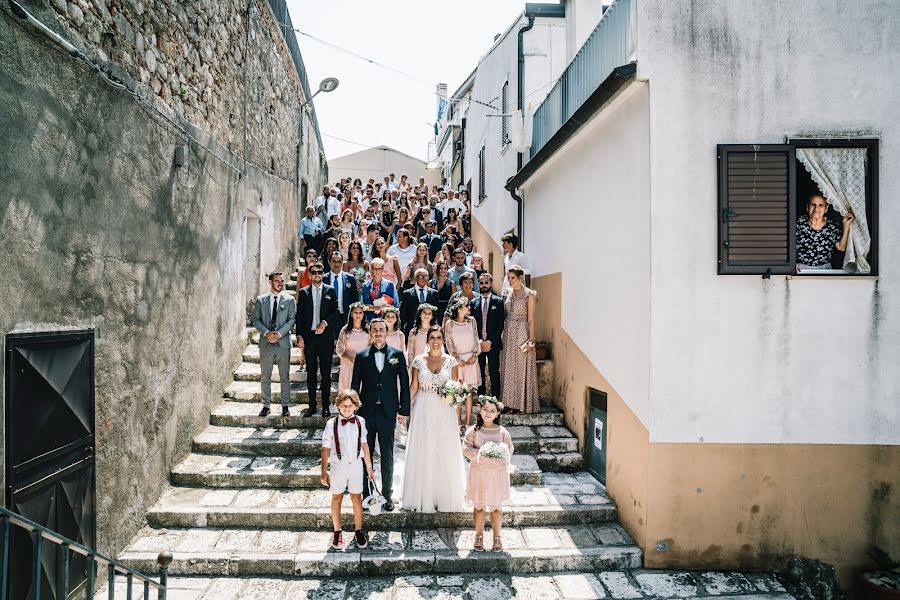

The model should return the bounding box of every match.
[530,0,633,158]
[0,507,170,599]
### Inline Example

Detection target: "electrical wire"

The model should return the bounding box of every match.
[279,23,500,112]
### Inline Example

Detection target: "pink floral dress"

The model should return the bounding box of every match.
[463,425,514,511]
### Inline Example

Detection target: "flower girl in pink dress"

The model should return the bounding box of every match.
[463,397,514,552]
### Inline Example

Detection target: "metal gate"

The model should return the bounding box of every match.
[585,388,607,485]
[5,329,96,599]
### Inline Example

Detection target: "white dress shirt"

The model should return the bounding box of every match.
[502,250,530,292]
[311,284,323,329]
[322,416,368,464]
[331,270,344,313]
[326,196,341,218]
[388,243,417,278]
[373,344,386,371]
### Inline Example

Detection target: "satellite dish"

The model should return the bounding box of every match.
[319,77,340,93]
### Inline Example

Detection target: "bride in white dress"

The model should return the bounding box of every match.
[401,325,467,512]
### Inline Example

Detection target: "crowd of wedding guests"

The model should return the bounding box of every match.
[254,173,539,422]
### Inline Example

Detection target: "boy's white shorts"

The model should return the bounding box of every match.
[330,459,363,495]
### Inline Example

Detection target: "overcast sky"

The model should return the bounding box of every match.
[288,0,541,161]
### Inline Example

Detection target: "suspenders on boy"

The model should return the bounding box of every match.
[334,416,362,461]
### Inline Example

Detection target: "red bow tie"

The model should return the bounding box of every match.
[341,417,358,426]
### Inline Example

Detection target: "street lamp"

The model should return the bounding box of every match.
[301,77,340,110]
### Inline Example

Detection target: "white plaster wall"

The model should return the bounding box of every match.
[635,0,900,444]
[467,16,566,246]
[565,0,609,61]
[523,82,652,424]
[328,147,439,187]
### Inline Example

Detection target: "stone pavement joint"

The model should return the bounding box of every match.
[94,571,795,600]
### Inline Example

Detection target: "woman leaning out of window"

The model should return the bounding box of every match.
[796,194,853,271]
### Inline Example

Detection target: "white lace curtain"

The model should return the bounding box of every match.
[796,147,871,273]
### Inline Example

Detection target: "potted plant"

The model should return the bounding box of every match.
[858,547,900,600]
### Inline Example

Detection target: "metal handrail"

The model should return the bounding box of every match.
[0,507,171,600]
[529,0,633,158]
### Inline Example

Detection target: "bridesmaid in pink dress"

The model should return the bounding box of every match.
[463,397,513,552]
[406,303,438,372]
[383,307,407,361]
[444,298,480,429]
[371,236,401,285]
[335,303,370,392]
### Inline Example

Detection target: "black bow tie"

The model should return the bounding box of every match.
[372,345,386,354]
[341,417,358,426]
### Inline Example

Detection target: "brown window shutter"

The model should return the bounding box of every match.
[717,145,796,274]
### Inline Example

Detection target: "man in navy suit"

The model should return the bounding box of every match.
[323,252,359,337]
[361,258,399,321]
[399,268,439,336]
[471,273,506,397]
[296,262,340,417]
[352,319,410,511]
[419,221,444,262]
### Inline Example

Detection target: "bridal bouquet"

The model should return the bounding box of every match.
[477,441,509,463]
[441,379,470,406]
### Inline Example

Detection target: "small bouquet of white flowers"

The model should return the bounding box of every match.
[441,379,471,406]
[477,441,510,463]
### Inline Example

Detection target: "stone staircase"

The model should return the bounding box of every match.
[117,301,646,580]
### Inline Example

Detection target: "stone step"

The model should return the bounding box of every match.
[146,478,615,530]
[95,571,793,600]
[118,524,641,577]
[222,381,340,403]
[192,425,578,457]
[171,453,544,488]
[232,362,339,383]
[209,400,565,429]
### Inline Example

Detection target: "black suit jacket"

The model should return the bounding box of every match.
[471,293,506,349]
[322,271,360,318]
[420,233,445,262]
[399,286,439,335]
[351,345,411,418]
[296,284,340,341]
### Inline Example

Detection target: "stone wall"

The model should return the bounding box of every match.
[0,0,324,555]
[40,0,324,184]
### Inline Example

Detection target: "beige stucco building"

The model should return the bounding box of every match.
[328,145,441,188]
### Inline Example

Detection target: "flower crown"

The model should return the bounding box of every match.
[476,395,504,411]
[349,301,366,312]
[416,303,438,314]
[382,305,400,316]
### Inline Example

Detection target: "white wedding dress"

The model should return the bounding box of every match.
[401,354,467,512]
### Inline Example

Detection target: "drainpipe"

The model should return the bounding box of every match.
[509,14,535,249]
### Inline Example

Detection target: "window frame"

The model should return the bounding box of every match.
[478,145,486,201]
[501,81,510,148]
[787,137,879,277]
[717,138,879,277]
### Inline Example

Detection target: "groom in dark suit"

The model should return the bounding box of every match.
[351,318,410,512]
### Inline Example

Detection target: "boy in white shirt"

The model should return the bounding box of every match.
[321,390,375,550]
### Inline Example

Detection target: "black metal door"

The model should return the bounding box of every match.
[5,330,96,599]
[585,388,607,485]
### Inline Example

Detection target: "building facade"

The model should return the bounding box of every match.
[0,0,326,556]
[458,4,567,282]
[329,145,441,189]
[502,0,899,585]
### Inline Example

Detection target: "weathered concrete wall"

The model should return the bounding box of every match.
[39,0,325,184]
[0,0,322,555]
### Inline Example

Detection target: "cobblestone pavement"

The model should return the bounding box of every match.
[97,569,792,600]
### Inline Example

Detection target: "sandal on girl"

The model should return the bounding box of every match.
[491,536,503,552]
[473,533,484,551]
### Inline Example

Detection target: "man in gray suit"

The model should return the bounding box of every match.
[252,271,297,417]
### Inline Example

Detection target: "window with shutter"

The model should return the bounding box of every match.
[478,146,486,201]
[501,81,510,147]
[717,145,796,274]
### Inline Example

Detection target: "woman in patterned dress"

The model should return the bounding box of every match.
[406,303,438,372]
[500,265,539,414]
[344,241,370,294]
[335,303,369,392]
